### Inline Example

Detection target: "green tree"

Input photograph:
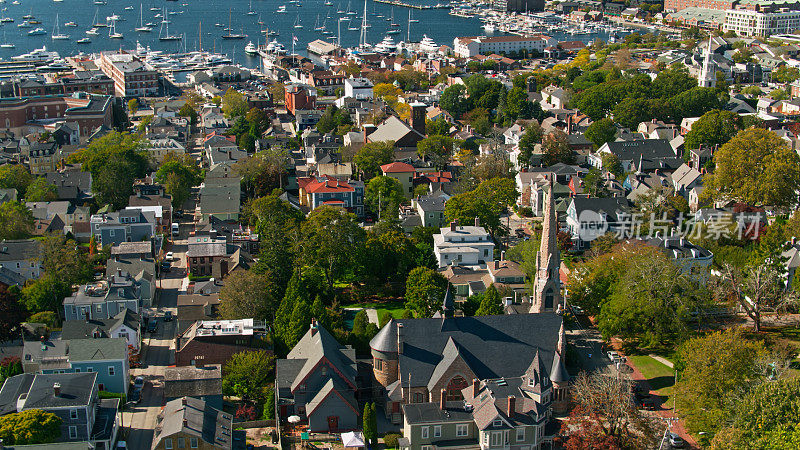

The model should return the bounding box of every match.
[444,178,518,238]
[69,131,149,209]
[233,146,290,197]
[600,153,623,178]
[405,266,449,317]
[127,98,138,115]
[365,176,404,219]
[542,130,574,165]
[0,409,61,445]
[426,117,451,136]
[155,154,203,208]
[221,88,249,118]
[584,118,617,149]
[702,128,800,209]
[669,86,726,122]
[247,192,303,291]
[517,122,543,168]
[39,234,92,285]
[712,377,800,449]
[0,201,33,240]
[597,245,704,348]
[675,328,767,437]
[612,97,663,129]
[316,105,352,134]
[417,135,455,169]
[178,102,198,126]
[583,168,609,197]
[28,311,58,328]
[684,109,742,150]
[300,206,365,289]
[0,165,33,198]
[0,285,26,342]
[286,298,313,349]
[504,86,534,120]
[475,284,504,315]
[439,84,471,119]
[773,66,800,84]
[23,177,58,202]
[21,274,71,314]
[219,270,282,322]
[274,270,311,351]
[222,350,275,403]
[363,403,377,445]
[353,141,395,179]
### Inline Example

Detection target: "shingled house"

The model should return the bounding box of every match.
[276,321,360,433]
[370,314,568,426]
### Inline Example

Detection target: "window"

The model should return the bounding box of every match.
[108,366,115,376]
[374,358,383,371]
[434,426,441,438]
[75,368,81,373]
[456,424,468,437]
[98,383,104,391]
[69,426,77,439]
[413,392,425,403]
[516,427,525,441]
[190,438,198,448]
[96,304,102,313]
[421,426,429,439]
[165,438,173,449]
[178,437,185,448]
[70,409,78,419]
[493,420,502,428]
[86,367,93,372]
[446,375,468,401]
[483,433,489,446]
[421,446,432,450]
[109,230,115,237]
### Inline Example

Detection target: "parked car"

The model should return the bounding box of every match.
[160,261,171,272]
[147,318,158,333]
[164,310,173,322]
[607,351,619,362]
[667,432,685,448]
[164,252,174,262]
[571,305,585,315]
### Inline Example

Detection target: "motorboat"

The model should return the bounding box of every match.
[277,5,287,13]
[77,37,91,44]
[65,22,78,27]
[17,20,32,28]
[418,35,437,52]
[0,18,13,23]
[374,35,397,53]
[11,46,60,62]
[86,28,100,35]
[27,28,47,36]
[244,41,258,55]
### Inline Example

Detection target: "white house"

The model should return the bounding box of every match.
[453,35,554,58]
[433,220,495,268]
[344,78,374,100]
[147,137,186,164]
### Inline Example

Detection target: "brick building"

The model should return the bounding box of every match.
[0,93,113,138]
[174,319,269,367]
[664,0,736,11]
[13,72,115,97]
[285,83,317,115]
[96,52,159,98]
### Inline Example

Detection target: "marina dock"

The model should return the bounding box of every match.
[372,0,448,10]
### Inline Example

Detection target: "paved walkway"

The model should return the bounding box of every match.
[626,358,697,449]
[650,355,674,369]
[365,308,379,325]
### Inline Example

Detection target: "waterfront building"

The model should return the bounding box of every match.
[0,93,112,139]
[453,35,554,58]
[664,0,736,12]
[723,7,800,37]
[96,52,159,98]
[493,0,545,12]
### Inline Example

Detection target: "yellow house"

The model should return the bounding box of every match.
[381,161,416,197]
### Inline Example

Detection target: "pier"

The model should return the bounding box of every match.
[372,0,448,10]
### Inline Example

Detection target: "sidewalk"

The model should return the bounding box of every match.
[627,359,698,449]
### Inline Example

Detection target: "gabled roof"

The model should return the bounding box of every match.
[153,397,233,450]
[286,325,357,393]
[305,378,359,416]
[381,161,415,173]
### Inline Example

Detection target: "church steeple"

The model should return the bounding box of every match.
[531,177,561,313]
[699,36,716,88]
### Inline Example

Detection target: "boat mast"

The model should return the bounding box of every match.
[359,0,367,48]
[199,21,202,51]
[407,10,410,43]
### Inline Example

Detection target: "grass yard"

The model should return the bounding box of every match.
[349,301,407,319]
[629,355,676,409]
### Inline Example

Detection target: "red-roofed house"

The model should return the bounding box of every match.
[414,171,453,191]
[381,162,416,197]
[298,175,365,216]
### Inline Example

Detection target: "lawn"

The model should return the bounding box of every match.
[349,301,407,319]
[629,355,676,409]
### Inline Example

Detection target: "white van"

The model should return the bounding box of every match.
[171,223,180,237]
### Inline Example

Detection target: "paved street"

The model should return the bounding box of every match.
[121,239,187,450]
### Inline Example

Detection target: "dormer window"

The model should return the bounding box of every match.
[528,378,535,387]
[493,419,502,427]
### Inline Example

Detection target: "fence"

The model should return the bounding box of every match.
[235,419,276,428]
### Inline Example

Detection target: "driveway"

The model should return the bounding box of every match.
[121,267,183,449]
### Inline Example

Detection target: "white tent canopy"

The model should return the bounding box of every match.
[341,431,366,448]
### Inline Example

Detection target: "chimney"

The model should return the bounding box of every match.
[494,260,499,270]
[182,397,187,406]
[439,389,447,410]
[117,268,122,278]
[310,318,318,336]
[507,396,516,417]
[53,383,61,397]
[397,322,404,353]
[183,419,188,428]
[474,217,480,227]
[472,378,480,398]
[501,251,505,261]
[411,102,426,136]
[450,221,456,232]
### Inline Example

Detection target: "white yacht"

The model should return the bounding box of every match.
[244,41,258,56]
[277,5,287,13]
[86,28,100,36]
[418,35,437,53]
[374,36,397,53]
[265,39,286,54]
[12,46,60,62]
[27,28,46,36]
